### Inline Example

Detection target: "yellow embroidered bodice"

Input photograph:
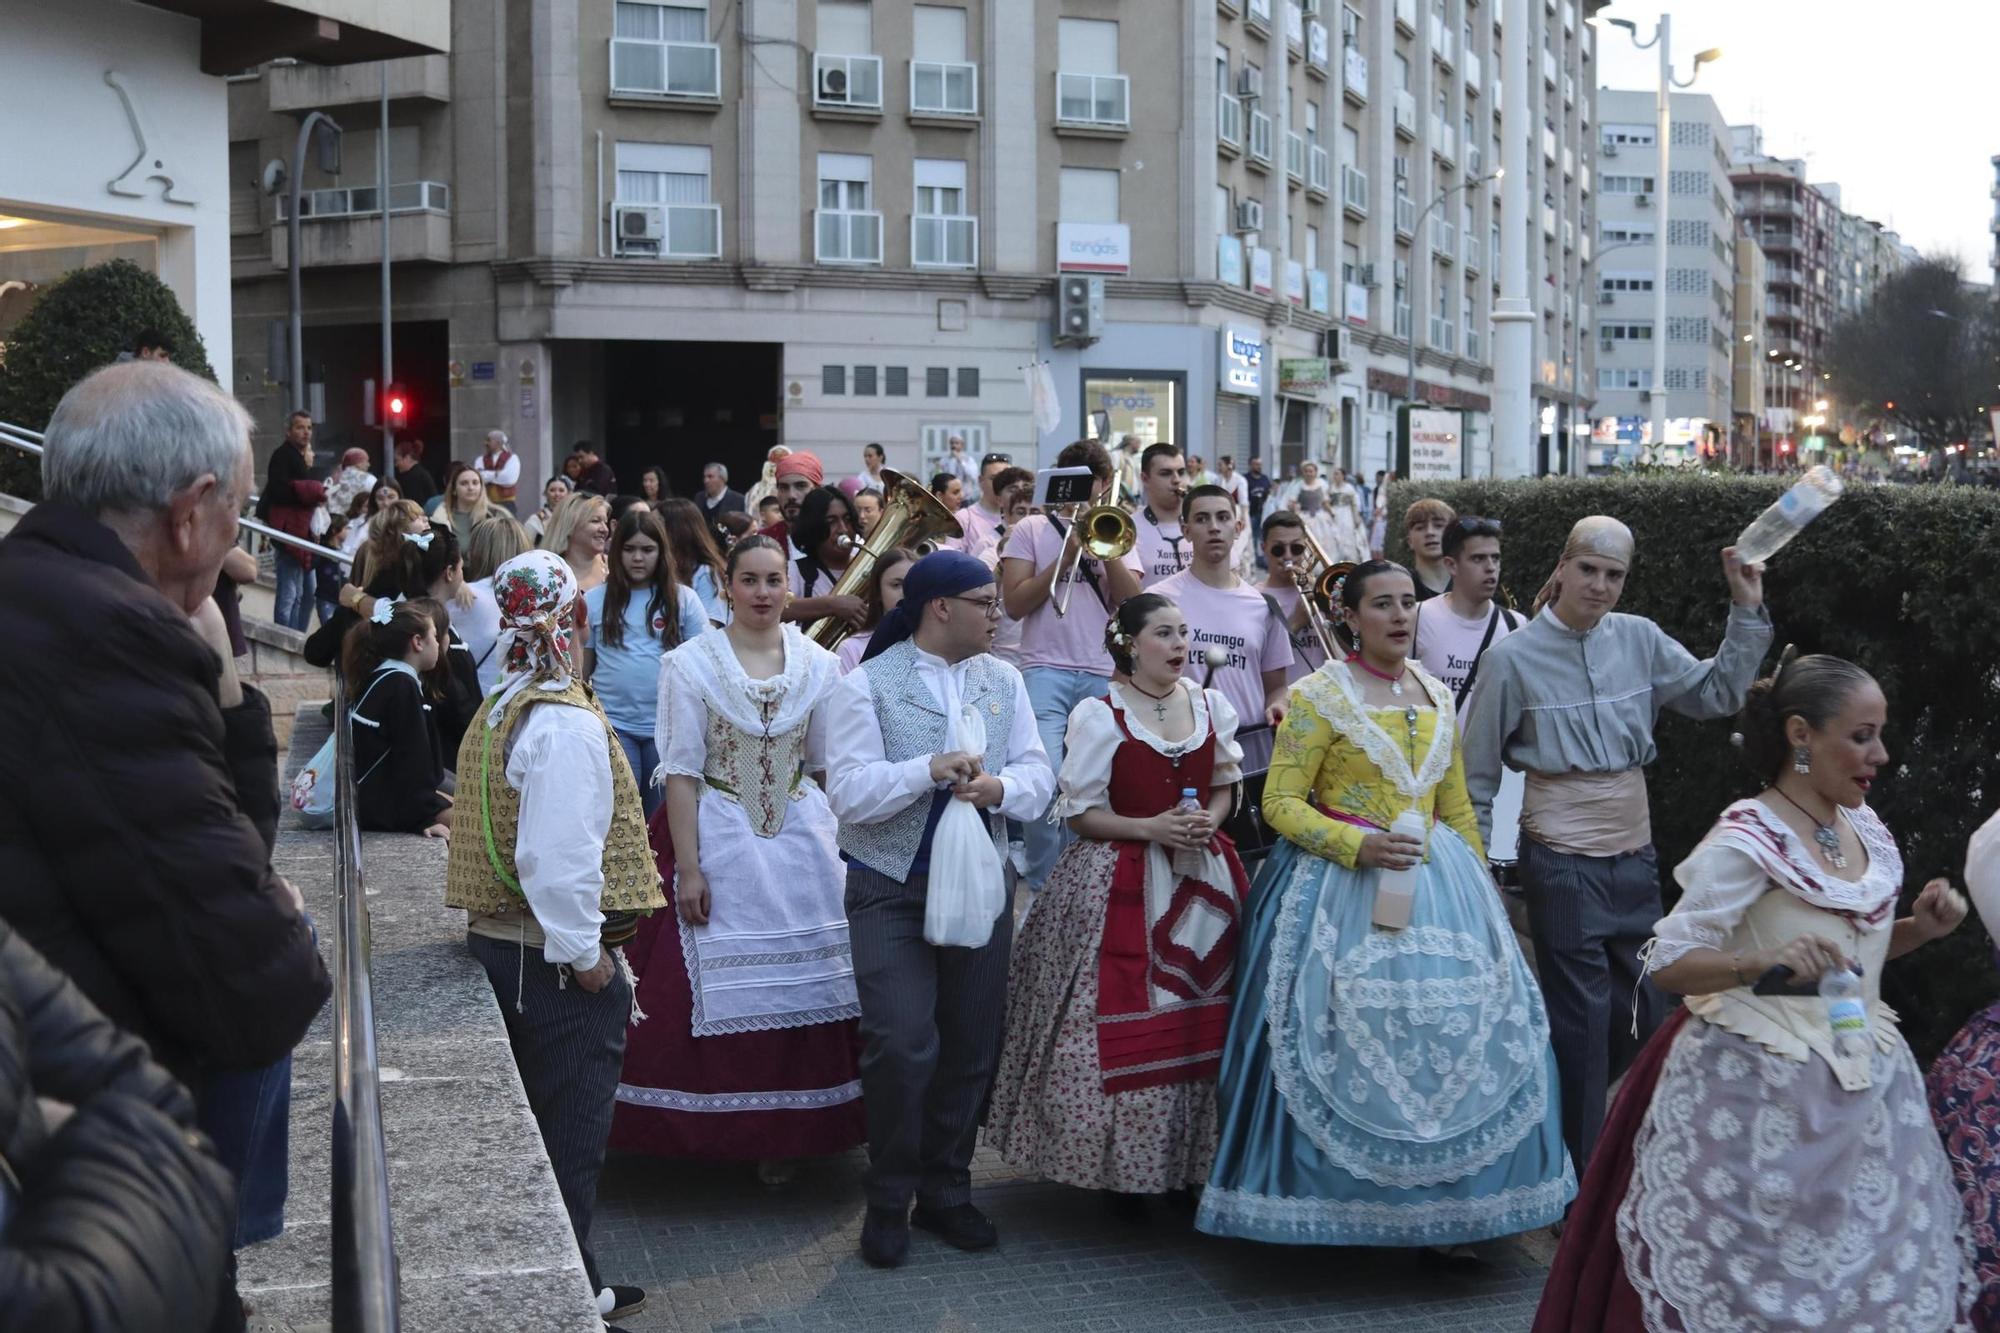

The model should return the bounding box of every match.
[1263,662,1485,869]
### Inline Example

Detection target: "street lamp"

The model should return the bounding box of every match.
[284,111,342,415]
[1600,15,1721,463]
[1407,169,1504,409]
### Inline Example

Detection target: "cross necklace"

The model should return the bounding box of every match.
[1125,679,1176,723]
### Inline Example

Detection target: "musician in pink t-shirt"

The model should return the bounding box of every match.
[1000,438,1144,888]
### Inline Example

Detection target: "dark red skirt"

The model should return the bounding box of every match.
[607,807,867,1161]
[1531,1005,1692,1333]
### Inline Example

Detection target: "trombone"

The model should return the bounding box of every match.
[1280,525,1348,662]
[1052,502,1137,617]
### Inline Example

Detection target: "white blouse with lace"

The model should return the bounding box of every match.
[1051,680,1244,821]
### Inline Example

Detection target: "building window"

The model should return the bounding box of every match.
[926,367,951,397]
[913,159,976,267]
[1601,221,1656,243]
[818,0,870,53]
[1598,367,1653,389]
[823,365,847,395]
[1057,18,1124,126]
[852,365,878,395]
[1059,167,1121,223]
[1601,274,1653,293]
[957,367,981,397]
[815,152,881,263]
[1601,322,1653,341]
[1305,223,1319,272]
[885,365,909,396]
[612,1,717,97]
[1601,175,1655,195]
[912,4,976,114]
[613,141,719,257]
[1601,123,1654,147]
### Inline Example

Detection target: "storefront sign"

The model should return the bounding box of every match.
[1250,247,1274,296]
[1219,324,1265,397]
[1284,260,1305,306]
[1407,408,1463,480]
[1217,235,1244,287]
[1308,269,1330,315]
[1279,358,1333,398]
[1057,222,1131,274]
[471,360,496,382]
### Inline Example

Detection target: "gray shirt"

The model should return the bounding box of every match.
[1460,603,1773,845]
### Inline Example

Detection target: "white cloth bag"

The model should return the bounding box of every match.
[924,704,1006,948]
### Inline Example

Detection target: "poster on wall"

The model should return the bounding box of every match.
[1402,407,1464,480]
[1085,375,1179,448]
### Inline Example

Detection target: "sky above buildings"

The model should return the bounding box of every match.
[1594,0,1992,273]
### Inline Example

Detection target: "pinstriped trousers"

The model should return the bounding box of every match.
[844,863,1014,1211]
[468,932,631,1293]
[1517,838,1667,1175]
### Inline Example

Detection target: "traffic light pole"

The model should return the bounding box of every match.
[379,64,395,475]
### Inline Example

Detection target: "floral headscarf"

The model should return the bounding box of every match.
[485,549,580,727]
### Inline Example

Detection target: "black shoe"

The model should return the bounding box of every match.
[599,1285,646,1320]
[860,1205,911,1268]
[911,1201,998,1251]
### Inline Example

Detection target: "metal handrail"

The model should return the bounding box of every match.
[0,418,353,566]
[330,672,401,1330]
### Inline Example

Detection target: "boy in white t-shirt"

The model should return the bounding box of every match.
[1413,515,1519,717]
[999,438,1145,888]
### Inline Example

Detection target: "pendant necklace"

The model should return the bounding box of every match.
[1347,653,1407,697]
[1771,786,1848,871]
[1126,679,1176,724]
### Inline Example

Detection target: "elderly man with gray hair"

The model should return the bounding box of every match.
[0,360,330,1333]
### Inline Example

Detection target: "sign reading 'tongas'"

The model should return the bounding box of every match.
[1056,222,1131,274]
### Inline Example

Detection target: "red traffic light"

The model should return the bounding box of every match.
[384,383,410,430]
[387,393,406,414]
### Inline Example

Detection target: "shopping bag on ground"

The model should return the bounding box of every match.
[924,704,1006,948]
[288,732,338,829]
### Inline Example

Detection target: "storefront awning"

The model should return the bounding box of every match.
[140,0,448,74]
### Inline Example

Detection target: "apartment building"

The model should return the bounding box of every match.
[1586,89,1734,463]
[224,0,1602,492]
[1991,154,2000,294]
[1730,234,1767,462]
[1727,125,1833,440]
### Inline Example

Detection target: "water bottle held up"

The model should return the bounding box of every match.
[1733,465,1844,566]
[1371,808,1431,930]
[1820,963,1871,1061]
[1171,788,1207,879]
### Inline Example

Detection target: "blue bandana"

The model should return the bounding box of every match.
[862,549,995,662]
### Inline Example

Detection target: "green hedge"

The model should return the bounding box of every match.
[1389,474,2000,1059]
[0,259,215,501]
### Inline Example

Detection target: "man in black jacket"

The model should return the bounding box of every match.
[0,360,330,1133]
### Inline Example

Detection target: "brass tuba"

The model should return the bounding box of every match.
[1051,502,1138,616]
[806,468,965,649]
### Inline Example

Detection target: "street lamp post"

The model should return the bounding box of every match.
[1602,16,1721,462]
[287,111,342,415]
[1407,170,1504,416]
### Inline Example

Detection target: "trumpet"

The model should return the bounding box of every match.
[1280,525,1348,662]
[1052,502,1137,617]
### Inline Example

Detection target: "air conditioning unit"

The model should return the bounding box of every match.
[1638,389,1652,401]
[1635,192,1651,207]
[613,203,665,254]
[1599,336,1616,352]
[1237,67,1261,98]
[1321,324,1349,363]
[1236,198,1265,233]
[1359,263,1377,287]
[1602,141,1619,157]
[1598,291,1615,304]
[1055,273,1105,347]
[818,65,850,102]
[1394,154,1411,180]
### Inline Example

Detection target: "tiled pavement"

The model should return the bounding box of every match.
[595,1146,1556,1332]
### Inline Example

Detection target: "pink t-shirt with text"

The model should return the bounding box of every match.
[1263,583,1330,684]
[1001,512,1136,676]
[1153,568,1293,728]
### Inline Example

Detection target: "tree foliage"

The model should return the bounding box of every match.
[1392,473,2000,1060]
[0,259,215,500]
[1824,257,1999,453]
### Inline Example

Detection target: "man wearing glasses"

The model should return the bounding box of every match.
[1260,510,1331,683]
[956,452,1014,556]
[815,551,1054,1269]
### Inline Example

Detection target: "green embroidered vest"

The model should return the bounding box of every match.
[444,678,665,936]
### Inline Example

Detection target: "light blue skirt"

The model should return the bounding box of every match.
[1196,825,1574,1247]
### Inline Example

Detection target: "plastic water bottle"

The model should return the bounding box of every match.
[1733,465,1845,565]
[1171,788,1206,878]
[1371,809,1432,930]
[1820,965,1871,1061]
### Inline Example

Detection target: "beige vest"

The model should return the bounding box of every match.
[445,678,664,937]
[1684,886,1895,1092]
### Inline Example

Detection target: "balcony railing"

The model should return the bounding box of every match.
[1394,0,1416,34]
[1393,90,1416,138]
[913,213,978,267]
[1395,193,1416,236]
[1432,217,1458,261]
[814,208,884,264]
[1345,47,1368,100]
[1342,165,1369,215]
[275,180,452,221]
[1542,127,1557,161]
[610,38,721,100]
[1464,235,1481,271]
[911,60,978,116]
[1247,0,1273,28]
[612,202,722,259]
[813,52,884,110]
[1432,24,1457,68]
[1308,144,1331,196]
[1563,145,1575,177]
[1464,49,1482,93]
[1285,1,1305,50]
[1542,48,1557,84]
[1218,93,1243,150]
[1308,20,1331,71]
[1056,72,1129,127]
[1469,144,1483,174]
[1431,119,1457,164]
[1286,131,1307,183]
[1563,72,1575,105]
[1248,110,1274,165]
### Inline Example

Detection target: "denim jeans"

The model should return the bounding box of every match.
[272,555,312,631]
[1019,665,1111,888]
[614,728,662,821]
[200,1054,294,1248]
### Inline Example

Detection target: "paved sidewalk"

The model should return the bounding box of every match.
[595,1145,1556,1332]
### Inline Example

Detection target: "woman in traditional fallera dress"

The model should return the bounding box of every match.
[1534,652,1976,1333]
[608,536,865,1175]
[987,593,1249,1208]
[1197,559,1573,1248]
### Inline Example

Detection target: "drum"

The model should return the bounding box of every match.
[1224,723,1277,865]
